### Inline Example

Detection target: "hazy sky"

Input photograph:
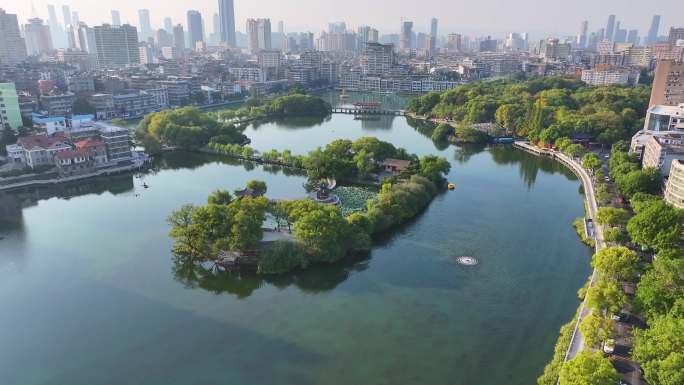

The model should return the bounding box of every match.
[7,0,683,38]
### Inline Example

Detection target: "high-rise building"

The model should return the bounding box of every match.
[155,29,173,48]
[163,18,173,34]
[173,24,185,52]
[246,18,271,53]
[361,42,395,75]
[328,22,346,34]
[23,18,54,55]
[111,10,121,26]
[647,15,661,46]
[92,24,140,68]
[447,34,462,51]
[649,60,684,107]
[218,0,236,47]
[400,21,413,51]
[627,30,639,45]
[74,22,97,54]
[0,9,28,65]
[577,20,589,49]
[0,83,23,130]
[47,4,66,48]
[72,12,80,26]
[606,14,616,41]
[278,21,284,34]
[62,5,72,27]
[138,9,152,41]
[669,28,684,46]
[430,18,438,38]
[211,13,220,44]
[187,10,204,49]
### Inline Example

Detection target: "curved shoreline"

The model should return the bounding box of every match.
[513,141,605,373]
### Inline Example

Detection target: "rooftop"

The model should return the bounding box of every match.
[55,149,94,160]
[17,133,69,151]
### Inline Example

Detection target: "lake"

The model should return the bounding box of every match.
[0,94,591,385]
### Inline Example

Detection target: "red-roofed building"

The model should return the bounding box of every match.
[54,149,96,176]
[74,138,108,165]
[15,133,72,169]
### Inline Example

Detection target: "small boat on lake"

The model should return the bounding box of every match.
[448,183,456,190]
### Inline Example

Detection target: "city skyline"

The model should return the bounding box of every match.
[10,0,683,38]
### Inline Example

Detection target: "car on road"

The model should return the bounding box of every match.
[603,339,616,354]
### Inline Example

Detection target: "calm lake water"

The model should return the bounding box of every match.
[0,94,591,385]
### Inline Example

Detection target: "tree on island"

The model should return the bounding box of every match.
[246,180,268,195]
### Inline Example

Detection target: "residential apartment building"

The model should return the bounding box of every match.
[92,24,140,69]
[649,60,684,107]
[23,18,54,55]
[14,133,72,168]
[664,160,684,208]
[0,8,28,65]
[361,42,395,76]
[96,122,132,162]
[0,83,23,129]
[40,92,76,115]
[581,68,639,86]
[642,134,684,175]
[246,18,271,53]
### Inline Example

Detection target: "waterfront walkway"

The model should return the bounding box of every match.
[513,142,605,362]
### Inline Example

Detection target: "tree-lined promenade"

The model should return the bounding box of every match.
[519,138,684,385]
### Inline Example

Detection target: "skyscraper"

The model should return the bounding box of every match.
[577,20,589,49]
[164,18,173,34]
[111,10,121,26]
[23,18,54,55]
[278,21,284,34]
[430,18,438,38]
[187,10,204,49]
[400,21,413,51]
[647,15,660,45]
[246,18,271,53]
[218,0,236,47]
[138,9,152,41]
[72,12,79,26]
[47,5,66,48]
[212,13,220,44]
[668,28,684,46]
[606,14,616,41]
[173,24,185,52]
[0,8,28,65]
[62,5,72,27]
[92,24,140,68]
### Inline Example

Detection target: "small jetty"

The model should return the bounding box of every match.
[455,256,479,266]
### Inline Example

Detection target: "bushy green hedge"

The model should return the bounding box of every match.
[258,241,309,274]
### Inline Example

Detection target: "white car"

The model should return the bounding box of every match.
[603,339,616,354]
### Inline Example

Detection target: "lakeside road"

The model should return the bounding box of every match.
[512,142,605,361]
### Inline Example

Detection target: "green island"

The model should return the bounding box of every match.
[136,92,332,154]
[165,133,450,275]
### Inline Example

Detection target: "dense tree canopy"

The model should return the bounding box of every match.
[592,246,639,282]
[408,77,649,145]
[627,199,683,250]
[138,107,247,150]
[559,351,619,385]
[634,315,684,385]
